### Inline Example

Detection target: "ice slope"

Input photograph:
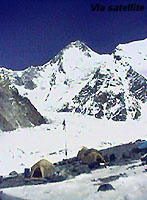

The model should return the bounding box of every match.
[2,161,147,200]
[114,38,147,78]
[0,112,146,176]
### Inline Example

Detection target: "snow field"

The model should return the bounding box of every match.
[0,112,146,176]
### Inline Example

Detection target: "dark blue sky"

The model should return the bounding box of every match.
[0,0,146,70]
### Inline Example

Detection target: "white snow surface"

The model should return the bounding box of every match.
[115,38,147,78]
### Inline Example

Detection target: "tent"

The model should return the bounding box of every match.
[77,146,88,160]
[77,147,105,165]
[30,159,54,179]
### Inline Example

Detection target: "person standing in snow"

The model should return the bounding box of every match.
[62,119,66,131]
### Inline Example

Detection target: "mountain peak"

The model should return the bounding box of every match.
[70,40,85,46]
[64,40,90,52]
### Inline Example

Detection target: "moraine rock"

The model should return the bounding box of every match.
[97,183,115,191]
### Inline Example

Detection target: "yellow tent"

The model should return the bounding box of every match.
[77,147,105,165]
[30,159,54,178]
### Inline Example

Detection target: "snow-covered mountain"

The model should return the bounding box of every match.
[0,39,146,122]
[0,41,109,113]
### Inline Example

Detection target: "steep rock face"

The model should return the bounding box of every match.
[126,67,147,103]
[0,79,46,131]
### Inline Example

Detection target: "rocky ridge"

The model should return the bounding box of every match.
[0,78,46,131]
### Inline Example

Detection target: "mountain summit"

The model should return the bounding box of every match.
[0,39,146,123]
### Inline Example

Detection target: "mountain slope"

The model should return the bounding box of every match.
[0,78,46,131]
[59,64,146,121]
[113,38,147,78]
[0,39,146,121]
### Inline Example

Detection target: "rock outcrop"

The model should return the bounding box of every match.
[0,79,46,131]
